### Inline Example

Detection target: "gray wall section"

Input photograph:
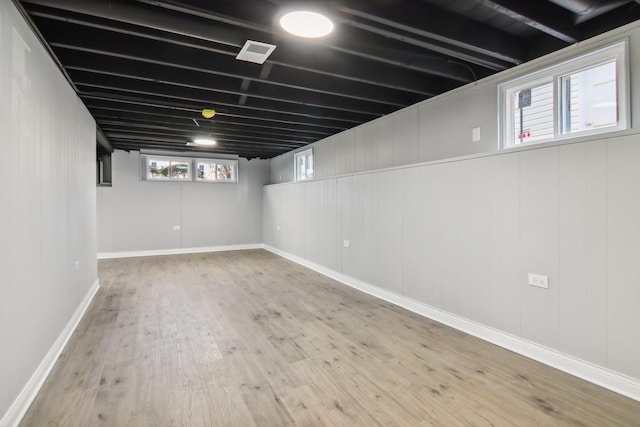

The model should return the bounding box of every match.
[0,1,98,420]
[97,150,270,253]
[270,20,640,184]
[264,134,640,380]
[264,20,640,381]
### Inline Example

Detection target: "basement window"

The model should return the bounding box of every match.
[294,148,313,181]
[144,156,192,181]
[142,155,238,183]
[499,41,628,149]
[195,159,238,183]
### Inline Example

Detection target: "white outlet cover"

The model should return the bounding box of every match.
[472,127,481,142]
[173,225,181,231]
[528,273,549,289]
[343,240,350,248]
[276,225,281,231]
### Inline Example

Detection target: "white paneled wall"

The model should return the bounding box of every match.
[264,133,640,382]
[0,1,97,423]
[97,150,270,254]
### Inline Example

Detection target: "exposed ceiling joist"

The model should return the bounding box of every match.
[336,0,526,66]
[25,0,463,95]
[18,0,639,158]
[477,0,579,43]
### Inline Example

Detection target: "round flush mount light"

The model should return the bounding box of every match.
[191,138,217,146]
[280,10,334,38]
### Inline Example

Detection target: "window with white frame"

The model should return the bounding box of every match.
[294,148,313,181]
[499,41,628,149]
[145,156,192,181]
[195,159,237,182]
[142,155,238,183]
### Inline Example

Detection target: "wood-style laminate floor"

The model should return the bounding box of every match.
[20,250,640,426]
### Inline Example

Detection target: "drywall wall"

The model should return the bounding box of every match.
[264,20,640,384]
[0,1,98,423]
[270,20,640,184]
[97,150,270,254]
[264,130,640,383]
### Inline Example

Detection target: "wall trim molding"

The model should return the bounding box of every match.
[0,278,100,427]
[263,245,640,402]
[97,244,264,259]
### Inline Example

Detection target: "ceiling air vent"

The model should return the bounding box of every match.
[236,40,276,64]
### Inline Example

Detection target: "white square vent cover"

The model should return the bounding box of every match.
[236,40,276,64]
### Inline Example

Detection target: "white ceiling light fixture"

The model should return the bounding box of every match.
[280,10,334,38]
[187,138,217,147]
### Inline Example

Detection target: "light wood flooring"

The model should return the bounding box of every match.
[20,250,640,426]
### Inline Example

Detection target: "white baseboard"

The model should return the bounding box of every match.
[0,278,100,427]
[264,245,640,402]
[97,243,264,259]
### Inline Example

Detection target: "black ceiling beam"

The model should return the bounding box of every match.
[335,0,526,67]
[104,133,303,153]
[577,3,640,39]
[109,140,283,158]
[133,0,480,82]
[98,124,310,148]
[476,0,579,43]
[88,106,332,140]
[68,72,377,125]
[337,15,514,71]
[82,99,336,137]
[55,51,398,117]
[23,0,458,96]
[30,17,426,107]
[107,137,290,155]
[79,93,350,132]
[95,117,321,144]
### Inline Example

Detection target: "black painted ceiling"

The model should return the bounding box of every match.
[16,0,640,158]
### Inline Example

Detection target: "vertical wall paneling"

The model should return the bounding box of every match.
[518,148,561,349]
[469,155,503,329]
[497,153,522,336]
[263,131,640,382]
[339,176,354,276]
[263,14,640,390]
[392,107,420,167]
[377,170,403,295]
[336,130,355,176]
[400,166,435,303]
[606,136,640,379]
[558,143,589,359]
[585,142,608,367]
[97,151,269,254]
[0,1,98,422]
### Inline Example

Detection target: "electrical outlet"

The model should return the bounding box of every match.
[472,127,481,142]
[276,225,280,231]
[343,240,350,248]
[173,225,181,231]
[528,273,548,289]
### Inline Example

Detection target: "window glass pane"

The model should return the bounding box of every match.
[196,162,216,181]
[217,164,233,180]
[561,61,617,134]
[169,161,190,179]
[295,149,313,181]
[511,82,553,146]
[148,159,170,179]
